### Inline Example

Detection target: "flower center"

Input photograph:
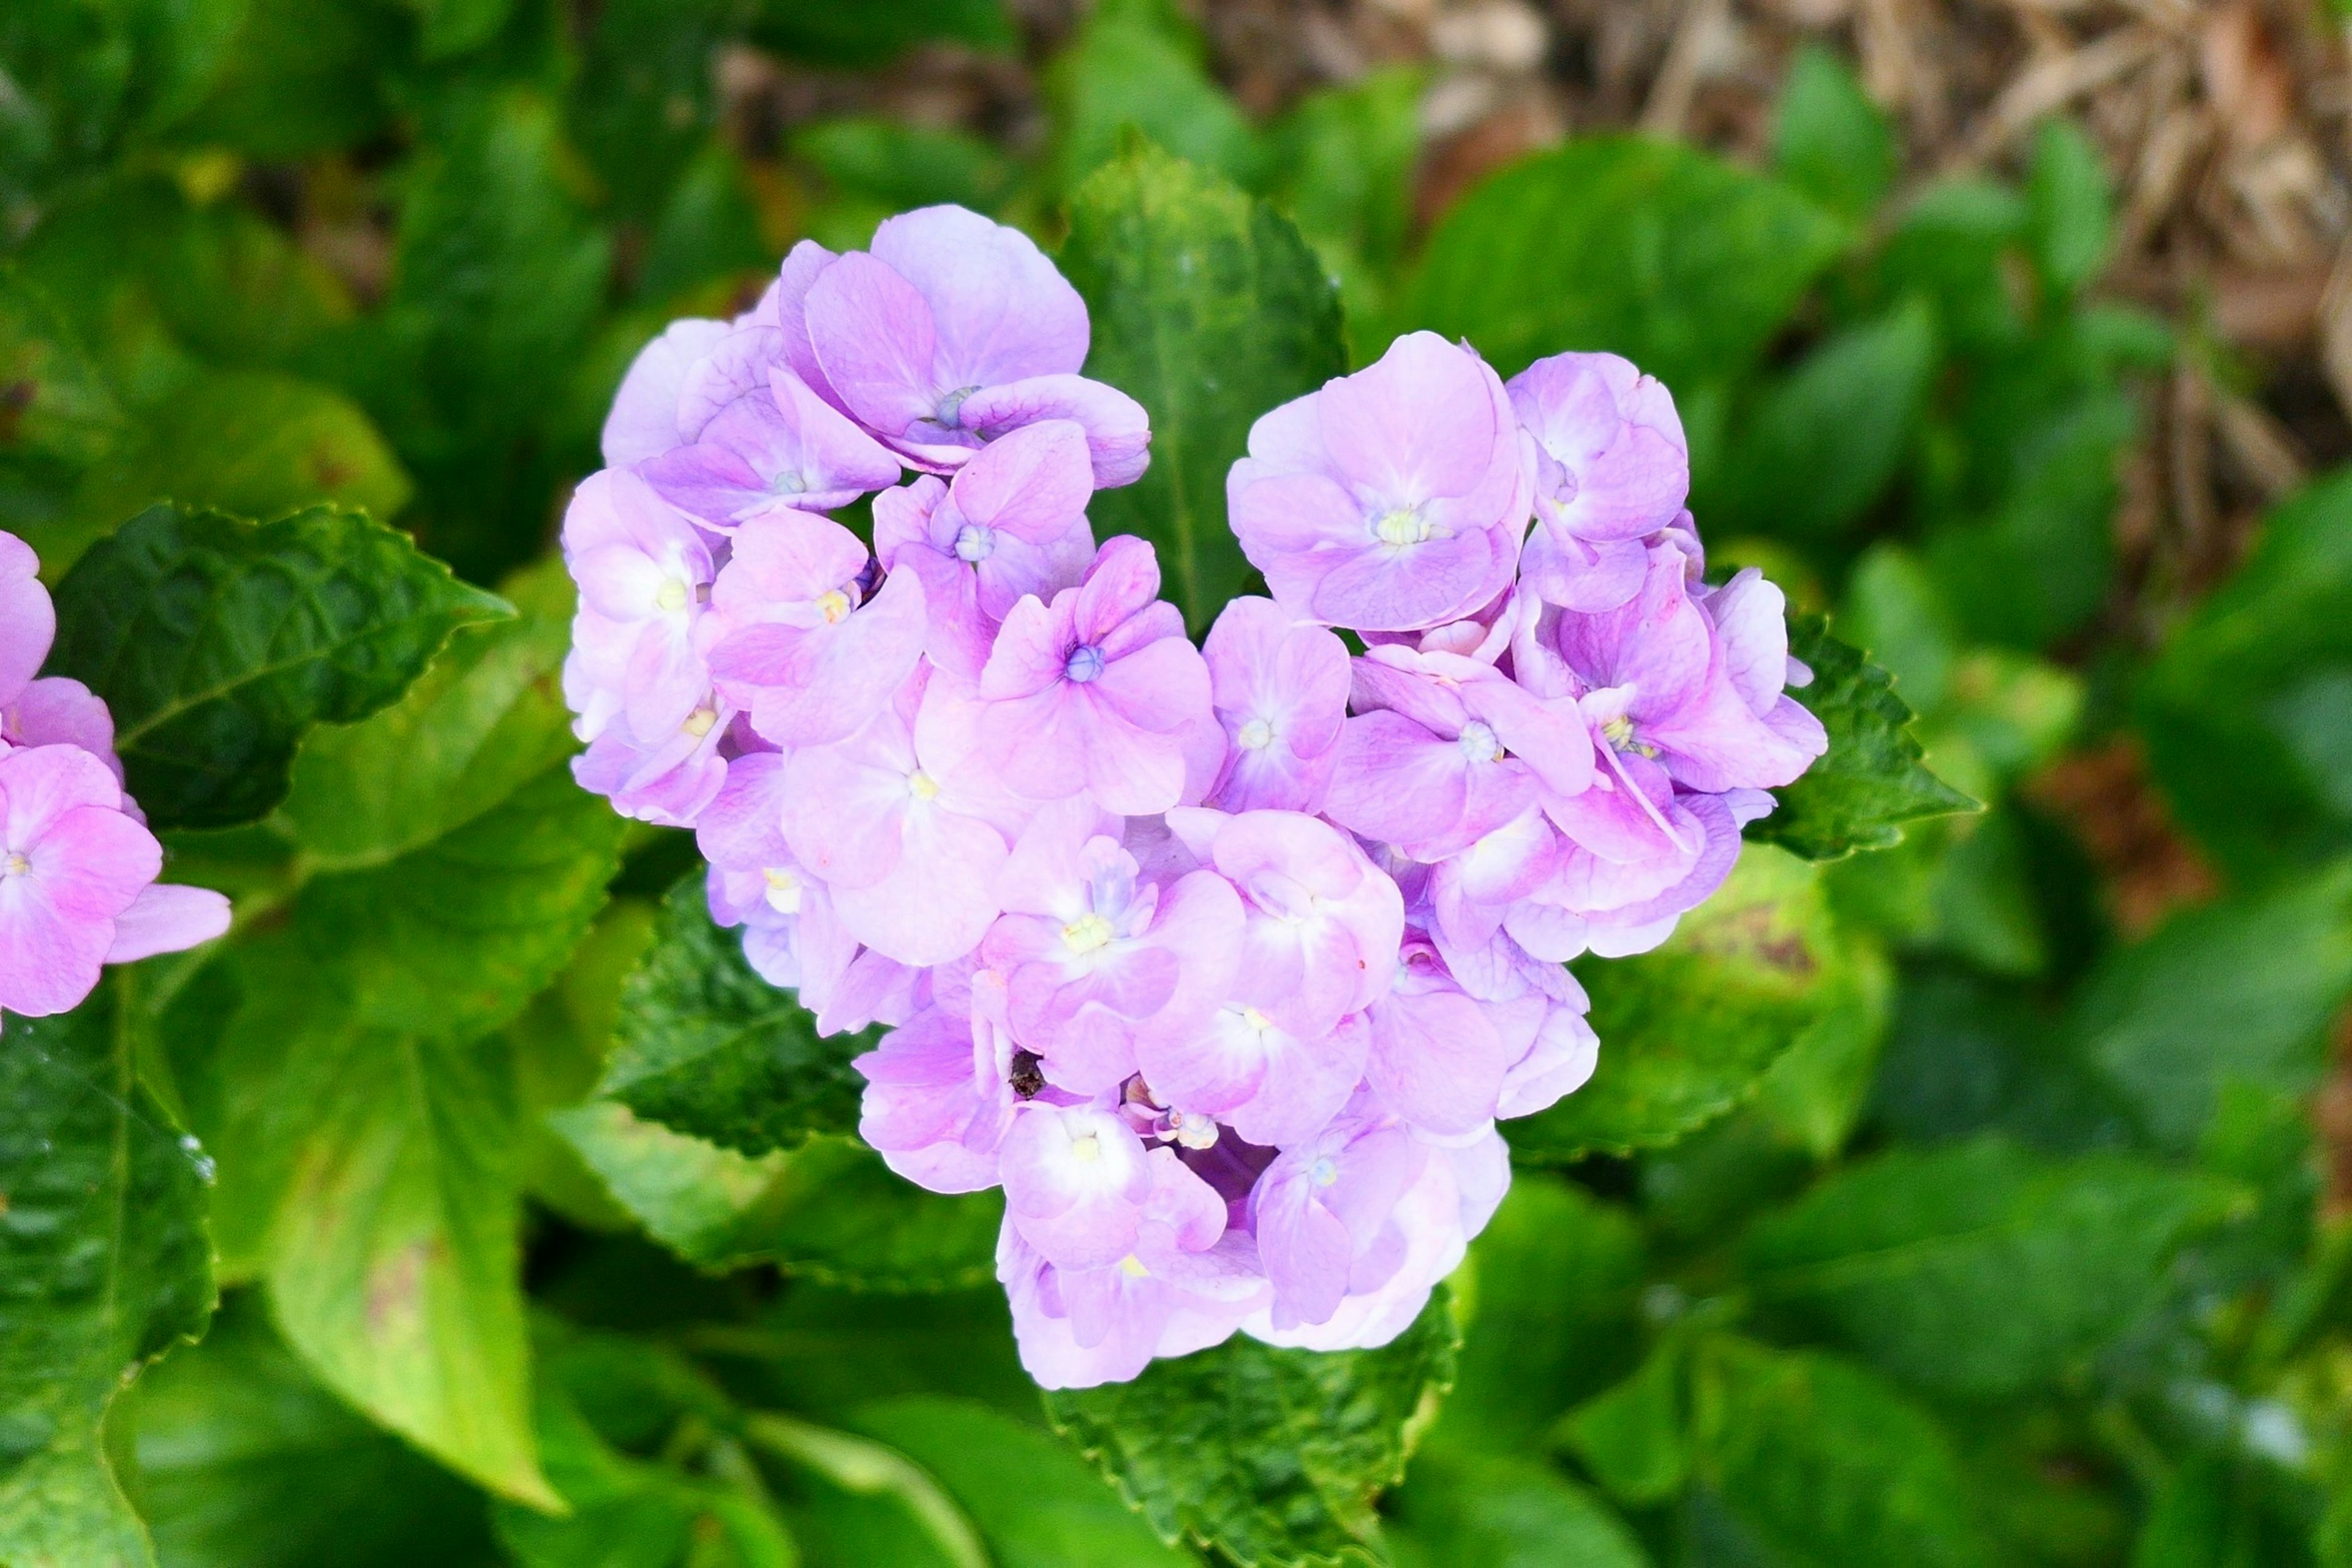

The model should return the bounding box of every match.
[1119,1254,1150,1278]
[1601,715,1636,750]
[769,470,807,496]
[953,524,995,563]
[1061,911,1116,953]
[816,589,851,625]
[682,707,719,737]
[907,770,940,802]
[1309,1156,1338,1187]
[1373,507,1432,546]
[763,867,801,914]
[1236,717,1275,751]
[1457,720,1504,763]
[654,577,690,613]
[1240,1006,1273,1032]
[1166,1109,1220,1150]
[1064,645,1106,684]
[936,385,982,428]
[1068,1131,1101,1163]
[2,851,27,878]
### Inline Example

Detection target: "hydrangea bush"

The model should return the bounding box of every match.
[561,205,1829,1388]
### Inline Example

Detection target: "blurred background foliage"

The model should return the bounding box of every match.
[7,0,2352,1564]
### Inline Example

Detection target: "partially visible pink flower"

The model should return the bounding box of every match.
[698,753,859,999]
[704,510,925,747]
[1,532,53,712]
[561,468,715,747]
[1506,351,1688,614]
[1363,938,1512,1139]
[977,536,1213,816]
[638,366,903,527]
[855,1004,1014,1194]
[1228,332,1529,633]
[571,696,733,827]
[794,206,1150,486]
[1000,1102,1156,1268]
[600,317,733,467]
[1200,597,1351,815]
[0,745,227,1019]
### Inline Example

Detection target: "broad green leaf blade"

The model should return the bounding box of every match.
[1042,0,1264,197]
[745,1409,988,1568]
[1748,613,1978,861]
[1386,1451,1649,1568]
[1433,1175,1646,1454]
[1691,1337,1994,1568]
[116,1296,502,1568]
[1561,1341,1689,1508]
[1708,299,1936,541]
[2026,120,2113,298]
[552,1106,1001,1291]
[601,875,873,1156]
[1405,135,1848,386]
[43,501,507,829]
[1741,1137,2241,1398]
[1771,45,1896,222]
[59,369,412,579]
[2070,862,2352,1151]
[844,1398,1192,1568]
[0,978,214,1566]
[1509,847,1848,1158]
[2139,466,2352,878]
[1043,1289,1459,1567]
[754,0,1014,69]
[261,1025,554,1509]
[0,263,125,472]
[1059,140,1346,631]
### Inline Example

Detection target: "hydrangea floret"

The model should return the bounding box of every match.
[0,532,232,1024]
[565,203,1828,1388]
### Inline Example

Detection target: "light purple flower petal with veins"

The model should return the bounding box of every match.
[1248,1108,1424,1330]
[601,317,731,467]
[978,536,1213,816]
[4,677,121,784]
[0,533,53,711]
[0,745,164,1017]
[562,468,715,745]
[1000,1103,1155,1268]
[1507,350,1689,549]
[639,367,903,526]
[1228,332,1529,632]
[855,1005,1012,1194]
[1363,938,1512,1138]
[1202,597,1351,814]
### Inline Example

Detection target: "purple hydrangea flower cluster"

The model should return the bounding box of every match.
[565,206,1826,1389]
[0,532,232,1024]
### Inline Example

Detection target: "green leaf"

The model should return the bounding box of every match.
[570,0,733,222]
[116,1295,502,1568]
[0,977,214,1566]
[1747,933,1894,1158]
[154,203,358,375]
[791,118,1019,217]
[1748,613,1978,861]
[1406,135,1848,386]
[552,1107,1001,1290]
[601,875,875,1158]
[1042,0,1264,198]
[1044,1289,1459,1567]
[845,1398,1189,1568]
[1058,140,1346,631]
[0,262,125,473]
[43,501,505,829]
[2139,466,2352,877]
[260,1020,554,1508]
[1509,846,1849,1158]
[638,142,770,307]
[1741,1137,2241,1397]
[1562,1340,1689,1508]
[56,368,413,574]
[1268,66,1423,268]
[1436,1174,1646,1453]
[2070,862,2352,1151]
[1709,298,1936,540]
[2026,120,2113,298]
[162,0,399,158]
[1771,45,1897,221]
[1386,1451,1649,1568]
[1690,1337,1995,1568]
[497,1379,795,1568]
[753,0,1014,69]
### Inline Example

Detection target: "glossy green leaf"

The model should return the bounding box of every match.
[1748,614,1978,861]
[1059,140,1346,630]
[1772,45,1896,221]
[2070,862,2352,1150]
[553,1107,1001,1290]
[845,1398,1185,1568]
[0,978,214,1566]
[601,875,875,1157]
[1044,1289,1458,1567]
[1743,1137,2241,1396]
[118,1295,502,1568]
[1406,135,1848,385]
[1691,1337,1994,1568]
[1387,1451,1649,1568]
[1510,847,1849,1158]
[44,501,505,829]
